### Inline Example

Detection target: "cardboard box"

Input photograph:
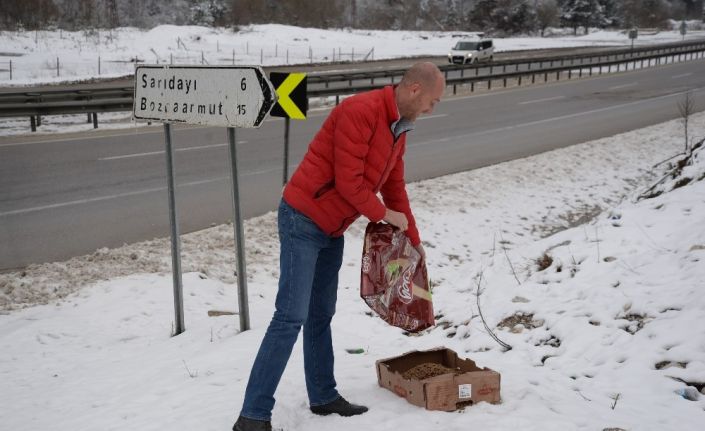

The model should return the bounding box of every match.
[376,347,501,411]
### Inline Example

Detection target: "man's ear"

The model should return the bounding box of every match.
[410,82,422,96]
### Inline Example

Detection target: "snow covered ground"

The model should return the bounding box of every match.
[2,23,705,86]
[2,107,704,430]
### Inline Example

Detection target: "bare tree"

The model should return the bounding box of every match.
[536,0,559,36]
[106,0,120,28]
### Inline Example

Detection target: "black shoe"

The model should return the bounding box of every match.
[310,396,369,417]
[233,416,272,431]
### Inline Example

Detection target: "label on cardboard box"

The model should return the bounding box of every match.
[458,384,472,399]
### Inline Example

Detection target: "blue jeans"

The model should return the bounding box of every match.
[240,199,344,421]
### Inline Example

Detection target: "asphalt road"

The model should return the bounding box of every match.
[1,57,704,270]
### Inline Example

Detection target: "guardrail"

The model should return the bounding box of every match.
[2,39,705,132]
[312,45,705,100]
[308,39,705,87]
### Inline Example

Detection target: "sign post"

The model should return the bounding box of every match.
[164,122,185,335]
[227,126,251,331]
[629,28,638,50]
[134,65,276,334]
[680,21,687,40]
[269,72,308,185]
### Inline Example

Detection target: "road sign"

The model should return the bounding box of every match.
[132,64,275,335]
[134,65,276,128]
[269,72,308,120]
[680,21,687,37]
[628,28,638,40]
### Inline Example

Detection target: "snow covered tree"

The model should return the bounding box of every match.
[445,0,461,30]
[469,0,498,31]
[559,0,605,34]
[598,0,622,27]
[190,0,229,26]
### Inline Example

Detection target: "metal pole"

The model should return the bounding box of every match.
[92,112,98,129]
[98,56,101,75]
[9,60,11,80]
[56,57,59,77]
[227,127,250,332]
[164,123,185,335]
[283,117,290,185]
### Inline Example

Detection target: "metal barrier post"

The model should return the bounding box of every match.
[92,113,98,129]
[30,116,36,132]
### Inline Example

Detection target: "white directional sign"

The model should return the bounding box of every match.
[133,65,276,128]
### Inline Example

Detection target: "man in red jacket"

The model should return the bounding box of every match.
[234,62,445,431]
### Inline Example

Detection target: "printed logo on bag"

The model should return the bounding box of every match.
[362,254,371,273]
[397,263,416,304]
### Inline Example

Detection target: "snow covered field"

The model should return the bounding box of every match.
[1,109,704,430]
[2,23,705,86]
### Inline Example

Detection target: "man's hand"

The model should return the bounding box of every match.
[415,243,426,260]
[383,208,408,231]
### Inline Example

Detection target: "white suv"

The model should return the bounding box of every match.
[448,39,494,64]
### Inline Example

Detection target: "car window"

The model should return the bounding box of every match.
[454,42,479,50]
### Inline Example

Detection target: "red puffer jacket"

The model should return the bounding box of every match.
[283,85,420,246]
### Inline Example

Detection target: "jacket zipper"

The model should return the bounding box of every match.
[373,129,400,192]
[332,128,404,236]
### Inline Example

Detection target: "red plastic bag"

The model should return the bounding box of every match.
[360,222,434,332]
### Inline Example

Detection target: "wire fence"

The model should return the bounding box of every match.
[0,44,375,83]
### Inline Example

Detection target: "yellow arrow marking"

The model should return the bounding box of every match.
[275,73,306,120]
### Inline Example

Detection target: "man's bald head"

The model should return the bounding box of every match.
[399,62,444,90]
[395,62,445,121]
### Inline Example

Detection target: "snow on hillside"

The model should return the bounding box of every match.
[1,24,704,86]
[1,110,704,430]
